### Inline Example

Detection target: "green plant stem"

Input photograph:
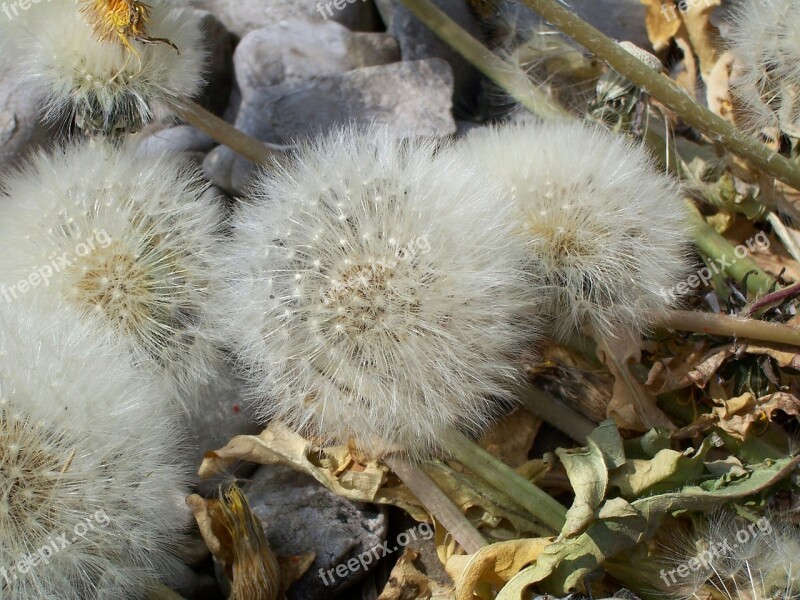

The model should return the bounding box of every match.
[686,201,774,296]
[519,0,800,192]
[168,99,289,164]
[444,431,567,533]
[385,455,487,553]
[400,0,569,120]
[659,309,800,346]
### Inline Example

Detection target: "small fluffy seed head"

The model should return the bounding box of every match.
[658,510,800,600]
[727,0,800,137]
[456,120,692,340]
[0,139,226,405]
[215,125,540,461]
[0,0,204,135]
[0,301,190,600]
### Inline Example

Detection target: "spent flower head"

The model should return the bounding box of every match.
[0,301,190,600]
[0,139,226,406]
[215,125,541,460]
[0,0,204,135]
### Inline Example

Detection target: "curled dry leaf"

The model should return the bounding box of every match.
[641,0,722,82]
[597,331,674,431]
[675,391,800,439]
[186,485,314,600]
[445,538,553,600]
[647,341,800,394]
[200,424,550,544]
[479,408,541,468]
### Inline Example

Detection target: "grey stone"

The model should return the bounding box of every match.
[389,0,484,115]
[187,0,381,37]
[205,59,455,194]
[234,20,399,92]
[262,59,456,141]
[139,125,215,156]
[185,375,262,493]
[244,464,388,598]
[0,59,53,169]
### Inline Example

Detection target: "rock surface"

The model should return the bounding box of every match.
[244,464,388,599]
[188,0,382,37]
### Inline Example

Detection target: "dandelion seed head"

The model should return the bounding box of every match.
[457,120,692,340]
[728,0,800,138]
[0,140,226,406]
[0,301,189,600]
[216,125,540,460]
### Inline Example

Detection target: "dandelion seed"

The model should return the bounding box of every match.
[214,125,541,460]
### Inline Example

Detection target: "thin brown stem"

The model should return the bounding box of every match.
[385,455,487,554]
[400,0,569,120]
[743,281,800,317]
[167,99,289,164]
[516,384,594,444]
[660,309,800,347]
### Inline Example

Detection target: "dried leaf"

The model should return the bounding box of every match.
[479,408,541,468]
[598,331,675,431]
[378,550,456,600]
[676,391,800,439]
[446,538,553,600]
[200,424,549,544]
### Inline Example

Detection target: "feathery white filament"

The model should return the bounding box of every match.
[456,120,692,340]
[216,126,540,460]
[0,302,189,600]
[0,139,226,405]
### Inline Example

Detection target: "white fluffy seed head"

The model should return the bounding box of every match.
[455,120,693,341]
[658,511,800,600]
[0,301,190,600]
[215,125,541,461]
[0,0,205,135]
[727,0,800,137]
[0,139,226,406]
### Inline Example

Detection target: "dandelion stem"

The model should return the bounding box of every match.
[384,455,487,553]
[167,99,289,164]
[686,201,774,296]
[659,309,800,346]
[399,0,569,119]
[517,384,594,444]
[444,431,567,533]
[518,0,800,192]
